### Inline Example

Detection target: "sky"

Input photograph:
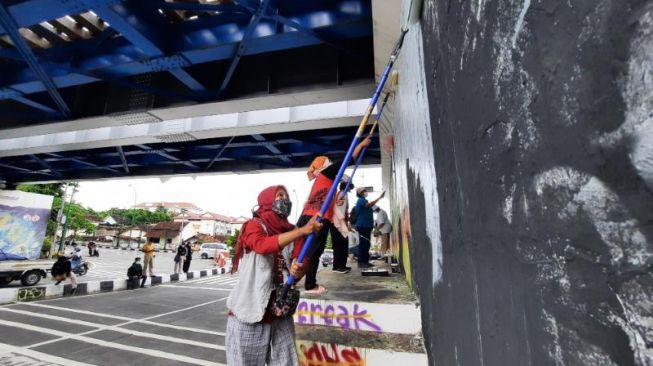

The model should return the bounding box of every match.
[74,166,387,223]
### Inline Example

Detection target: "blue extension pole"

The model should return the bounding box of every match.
[280,29,408,296]
[340,92,391,198]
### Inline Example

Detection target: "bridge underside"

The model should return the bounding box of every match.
[0,0,379,184]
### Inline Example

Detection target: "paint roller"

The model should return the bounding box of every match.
[273,30,410,307]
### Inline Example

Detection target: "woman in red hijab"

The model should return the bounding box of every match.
[227,185,321,365]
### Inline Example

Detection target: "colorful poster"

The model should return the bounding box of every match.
[0,190,53,260]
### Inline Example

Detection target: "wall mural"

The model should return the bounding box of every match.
[0,190,53,260]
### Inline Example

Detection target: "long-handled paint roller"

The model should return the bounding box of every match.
[275,29,409,304]
[338,92,390,201]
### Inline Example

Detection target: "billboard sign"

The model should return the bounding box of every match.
[0,190,54,260]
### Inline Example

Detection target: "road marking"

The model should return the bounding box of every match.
[22,303,227,336]
[0,320,225,366]
[0,342,96,366]
[0,308,225,350]
[23,303,133,321]
[159,285,232,291]
[187,277,238,285]
[146,297,228,320]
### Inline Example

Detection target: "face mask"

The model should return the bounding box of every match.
[363,191,368,197]
[272,198,292,218]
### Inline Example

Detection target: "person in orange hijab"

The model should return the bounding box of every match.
[296,137,371,294]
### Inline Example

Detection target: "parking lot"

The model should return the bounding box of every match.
[0,273,239,365]
[1,247,219,289]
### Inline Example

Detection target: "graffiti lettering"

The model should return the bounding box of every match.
[17,287,45,302]
[295,300,382,332]
[297,341,365,366]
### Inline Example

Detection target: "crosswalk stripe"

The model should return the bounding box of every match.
[21,303,226,336]
[192,277,238,285]
[159,285,232,292]
[0,319,224,366]
[0,308,225,351]
[0,342,96,366]
[191,277,234,285]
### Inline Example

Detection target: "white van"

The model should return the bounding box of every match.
[198,242,229,259]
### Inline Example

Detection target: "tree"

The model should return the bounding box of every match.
[99,208,173,248]
[17,183,65,198]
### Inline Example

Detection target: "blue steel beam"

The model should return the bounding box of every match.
[0,12,371,98]
[135,145,200,170]
[217,0,271,97]
[116,146,130,173]
[0,0,121,35]
[92,2,206,93]
[0,3,71,117]
[158,2,249,14]
[252,134,292,164]
[30,154,63,179]
[11,96,60,115]
[205,136,235,170]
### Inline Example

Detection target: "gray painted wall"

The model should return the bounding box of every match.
[388,0,653,365]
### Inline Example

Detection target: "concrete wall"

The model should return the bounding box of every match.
[387,0,653,365]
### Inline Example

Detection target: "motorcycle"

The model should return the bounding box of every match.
[70,255,89,276]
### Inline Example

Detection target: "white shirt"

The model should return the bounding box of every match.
[374,209,391,234]
[333,191,352,237]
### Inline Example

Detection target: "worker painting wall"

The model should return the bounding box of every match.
[388,0,653,365]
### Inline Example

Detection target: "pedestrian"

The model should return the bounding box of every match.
[140,241,155,279]
[127,257,144,289]
[51,255,77,294]
[331,179,355,273]
[296,137,371,294]
[174,243,187,274]
[373,206,392,257]
[353,188,384,268]
[226,185,321,365]
[182,241,192,273]
[214,249,227,271]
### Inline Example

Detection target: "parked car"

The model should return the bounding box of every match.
[199,243,229,259]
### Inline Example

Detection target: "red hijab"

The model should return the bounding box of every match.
[232,185,295,273]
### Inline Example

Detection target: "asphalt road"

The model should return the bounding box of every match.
[0,272,239,365]
[2,248,219,289]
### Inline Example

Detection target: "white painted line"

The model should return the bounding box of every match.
[0,319,225,366]
[145,297,228,320]
[0,342,96,366]
[158,285,232,291]
[0,308,226,351]
[21,303,226,336]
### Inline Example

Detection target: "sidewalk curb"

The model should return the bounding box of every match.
[98,245,176,253]
[0,267,227,305]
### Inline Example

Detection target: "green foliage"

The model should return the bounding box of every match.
[17,183,65,198]
[225,229,240,247]
[325,232,333,250]
[102,208,173,226]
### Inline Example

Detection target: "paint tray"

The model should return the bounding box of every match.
[361,268,390,276]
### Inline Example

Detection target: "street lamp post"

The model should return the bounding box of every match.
[128,184,141,248]
[51,183,69,259]
[57,185,78,256]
